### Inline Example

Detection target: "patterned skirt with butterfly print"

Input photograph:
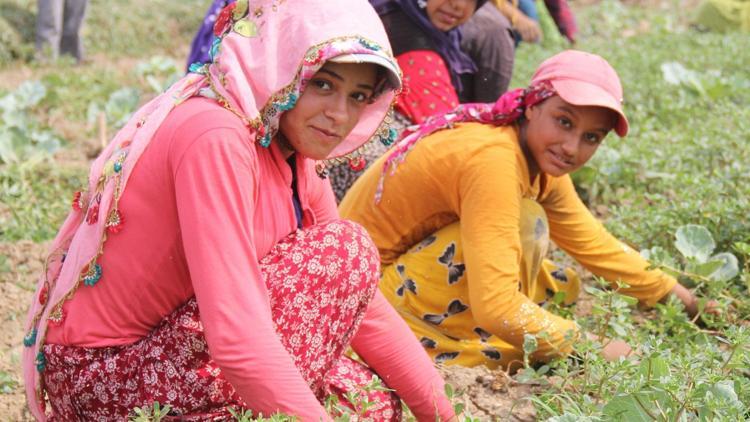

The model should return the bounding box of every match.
[379,199,581,370]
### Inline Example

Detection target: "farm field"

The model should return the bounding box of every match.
[1,0,748,420]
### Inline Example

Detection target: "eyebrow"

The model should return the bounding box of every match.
[558,105,612,134]
[318,68,375,91]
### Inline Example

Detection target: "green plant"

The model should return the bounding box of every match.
[129,401,172,422]
[0,80,62,164]
[135,56,182,93]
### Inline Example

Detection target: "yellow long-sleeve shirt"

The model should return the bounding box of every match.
[339,122,676,354]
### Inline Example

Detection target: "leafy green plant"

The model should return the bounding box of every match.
[135,56,183,93]
[525,224,749,420]
[129,401,172,422]
[0,80,62,164]
[86,87,140,130]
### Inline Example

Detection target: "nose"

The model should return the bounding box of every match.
[450,0,473,10]
[559,134,579,158]
[323,93,349,126]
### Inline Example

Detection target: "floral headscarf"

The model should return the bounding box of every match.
[22,0,401,419]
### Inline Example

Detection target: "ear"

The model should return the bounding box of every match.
[524,104,536,121]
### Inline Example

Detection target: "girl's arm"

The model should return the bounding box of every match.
[543,175,679,306]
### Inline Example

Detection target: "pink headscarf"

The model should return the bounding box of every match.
[23,0,400,418]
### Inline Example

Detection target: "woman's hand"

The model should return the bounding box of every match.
[513,13,542,43]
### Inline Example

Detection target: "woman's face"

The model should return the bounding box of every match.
[426,0,478,31]
[522,95,617,178]
[278,62,378,160]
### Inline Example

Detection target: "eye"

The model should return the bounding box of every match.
[583,132,603,145]
[311,79,332,91]
[557,116,572,129]
[350,91,370,104]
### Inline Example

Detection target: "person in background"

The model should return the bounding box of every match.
[185,0,230,70]
[339,50,714,370]
[35,0,88,63]
[491,0,578,45]
[22,1,457,420]
[328,0,516,202]
[459,2,516,103]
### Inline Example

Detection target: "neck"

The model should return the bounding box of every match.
[275,133,295,159]
[518,122,539,183]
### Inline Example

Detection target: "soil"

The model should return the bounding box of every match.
[438,365,539,421]
[0,241,46,422]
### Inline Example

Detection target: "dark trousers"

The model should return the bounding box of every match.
[35,0,88,61]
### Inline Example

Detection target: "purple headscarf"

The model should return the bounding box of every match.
[369,0,487,89]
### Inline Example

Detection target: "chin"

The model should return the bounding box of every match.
[298,149,333,161]
[540,164,574,177]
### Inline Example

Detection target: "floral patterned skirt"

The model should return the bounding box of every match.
[42,220,401,421]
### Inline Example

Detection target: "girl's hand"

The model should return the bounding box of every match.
[601,339,634,361]
[586,333,634,361]
[668,283,720,320]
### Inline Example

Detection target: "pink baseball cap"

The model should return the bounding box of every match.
[531,50,629,137]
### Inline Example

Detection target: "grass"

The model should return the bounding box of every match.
[0,0,748,420]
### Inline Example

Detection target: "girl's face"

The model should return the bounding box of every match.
[278,62,377,160]
[426,0,478,31]
[522,95,617,178]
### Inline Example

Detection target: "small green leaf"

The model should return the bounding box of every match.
[709,380,742,408]
[523,333,538,354]
[706,252,739,282]
[603,393,654,422]
[675,224,715,262]
[690,259,724,277]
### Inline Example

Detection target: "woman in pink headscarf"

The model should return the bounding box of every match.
[22,1,456,420]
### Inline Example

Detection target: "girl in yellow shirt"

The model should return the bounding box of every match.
[339,50,708,369]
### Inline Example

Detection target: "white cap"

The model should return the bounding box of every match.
[329,53,402,94]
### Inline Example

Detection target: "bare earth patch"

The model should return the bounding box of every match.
[438,365,537,421]
[0,240,47,421]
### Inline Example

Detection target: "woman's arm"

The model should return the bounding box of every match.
[351,291,456,421]
[174,127,329,420]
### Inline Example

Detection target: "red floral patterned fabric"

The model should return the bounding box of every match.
[42,221,401,421]
[395,50,460,124]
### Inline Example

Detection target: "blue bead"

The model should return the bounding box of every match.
[188,62,206,74]
[83,263,103,286]
[36,352,46,372]
[260,133,272,148]
[114,162,122,173]
[23,328,37,347]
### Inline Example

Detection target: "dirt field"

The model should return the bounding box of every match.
[0,241,46,421]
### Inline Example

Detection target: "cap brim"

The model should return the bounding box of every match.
[329,53,402,93]
[551,79,629,137]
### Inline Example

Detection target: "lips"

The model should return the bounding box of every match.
[547,150,574,169]
[435,9,460,25]
[311,126,341,142]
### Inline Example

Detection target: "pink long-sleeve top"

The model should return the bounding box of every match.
[45,97,453,421]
